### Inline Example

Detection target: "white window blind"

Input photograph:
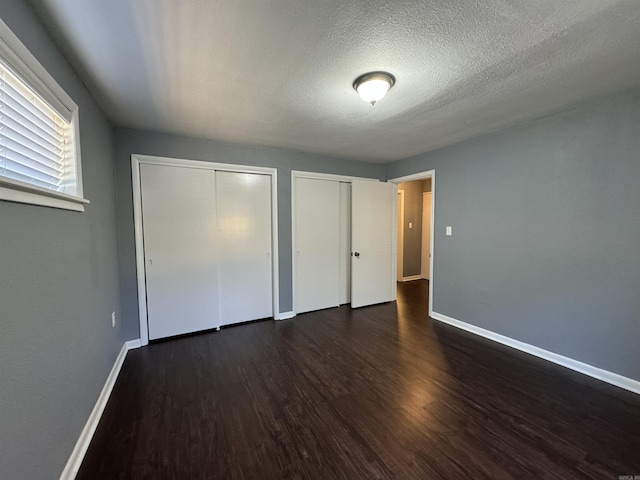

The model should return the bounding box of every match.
[0,60,74,194]
[0,18,84,211]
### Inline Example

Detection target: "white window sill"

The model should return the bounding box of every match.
[0,178,89,212]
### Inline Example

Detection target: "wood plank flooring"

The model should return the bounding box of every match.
[78,280,640,479]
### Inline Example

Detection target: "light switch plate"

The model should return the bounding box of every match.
[446,226,452,236]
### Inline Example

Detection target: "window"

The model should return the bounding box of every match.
[0,19,87,211]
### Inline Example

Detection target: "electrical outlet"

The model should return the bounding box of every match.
[111,311,116,328]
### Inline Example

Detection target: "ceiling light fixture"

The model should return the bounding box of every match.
[353,72,395,105]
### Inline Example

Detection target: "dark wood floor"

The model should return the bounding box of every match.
[78,280,640,479]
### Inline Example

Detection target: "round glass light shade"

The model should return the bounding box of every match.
[353,72,395,105]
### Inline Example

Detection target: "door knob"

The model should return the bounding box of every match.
[354,252,360,258]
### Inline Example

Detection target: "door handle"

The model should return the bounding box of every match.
[354,252,360,258]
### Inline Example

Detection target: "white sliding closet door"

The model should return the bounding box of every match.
[216,171,273,325]
[351,180,397,308]
[295,178,340,313]
[140,164,219,340]
[338,182,352,305]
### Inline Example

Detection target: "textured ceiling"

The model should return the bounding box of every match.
[27,0,640,162]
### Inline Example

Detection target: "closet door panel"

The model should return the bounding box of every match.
[216,171,273,325]
[140,164,219,340]
[338,182,352,305]
[295,178,340,313]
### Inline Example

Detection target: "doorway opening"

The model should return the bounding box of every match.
[389,170,435,317]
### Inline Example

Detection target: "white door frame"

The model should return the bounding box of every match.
[388,170,435,317]
[290,171,379,317]
[397,190,405,280]
[132,154,280,346]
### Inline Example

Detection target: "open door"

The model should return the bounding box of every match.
[351,180,397,308]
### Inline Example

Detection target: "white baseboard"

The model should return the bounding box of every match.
[401,275,423,282]
[59,340,140,480]
[125,339,142,350]
[276,311,295,320]
[430,311,640,395]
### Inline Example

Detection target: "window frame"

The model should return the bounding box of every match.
[0,18,88,212]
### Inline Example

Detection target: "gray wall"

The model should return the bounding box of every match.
[387,89,640,381]
[114,128,385,340]
[0,1,123,479]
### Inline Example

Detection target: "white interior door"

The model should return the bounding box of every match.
[421,192,432,280]
[216,171,273,326]
[140,164,219,340]
[295,177,340,313]
[351,180,397,308]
